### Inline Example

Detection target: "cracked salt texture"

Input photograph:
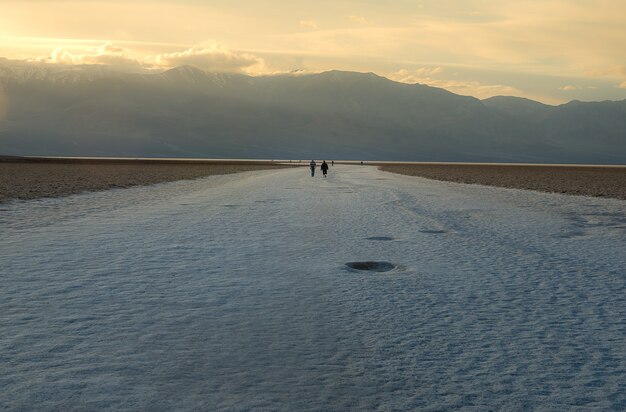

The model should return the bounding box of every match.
[1,166,625,410]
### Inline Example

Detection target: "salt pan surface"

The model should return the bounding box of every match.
[1,165,625,410]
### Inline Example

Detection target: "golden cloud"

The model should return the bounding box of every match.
[25,40,269,75]
[348,15,368,24]
[152,42,267,74]
[587,65,626,89]
[392,68,444,82]
[299,20,318,29]
[389,68,524,100]
[47,42,146,71]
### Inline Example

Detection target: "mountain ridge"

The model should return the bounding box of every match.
[1,63,624,163]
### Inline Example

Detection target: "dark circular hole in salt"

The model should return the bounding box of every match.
[346,261,395,272]
[366,236,394,241]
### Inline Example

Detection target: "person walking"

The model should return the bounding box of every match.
[321,160,329,177]
[310,160,316,177]
[331,160,334,166]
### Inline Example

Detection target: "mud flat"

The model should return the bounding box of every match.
[0,157,293,202]
[379,163,626,200]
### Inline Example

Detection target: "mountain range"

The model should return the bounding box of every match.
[1,62,625,163]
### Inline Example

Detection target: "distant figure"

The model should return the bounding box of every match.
[310,160,316,177]
[331,160,334,166]
[321,161,329,177]
[360,161,364,165]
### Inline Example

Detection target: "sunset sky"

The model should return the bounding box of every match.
[1,0,625,104]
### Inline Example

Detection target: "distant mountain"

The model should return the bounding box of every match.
[1,62,625,163]
[482,96,552,118]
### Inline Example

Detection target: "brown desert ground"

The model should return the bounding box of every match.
[379,163,626,200]
[3,157,625,202]
[0,157,294,202]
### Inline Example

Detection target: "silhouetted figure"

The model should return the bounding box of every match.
[310,160,316,177]
[360,161,364,165]
[331,160,334,166]
[321,161,329,177]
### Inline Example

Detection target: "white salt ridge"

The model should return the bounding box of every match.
[1,165,625,410]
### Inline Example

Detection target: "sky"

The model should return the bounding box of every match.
[1,0,626,104]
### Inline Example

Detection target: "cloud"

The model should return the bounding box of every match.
[299,20,318,29]
[587,66,626,78]
[392,67,443,82]
[348,15,368,24]
[436,80,523,99]
[588,65,626,89]
[559,85,579,91]
[33,41,269,75]
[46,42,146,72]
[152,41,266,74]
[389,68,524,99]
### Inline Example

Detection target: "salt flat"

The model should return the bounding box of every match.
[1,165,625,410]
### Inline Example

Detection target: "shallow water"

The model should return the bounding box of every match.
[1,165,625,410]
